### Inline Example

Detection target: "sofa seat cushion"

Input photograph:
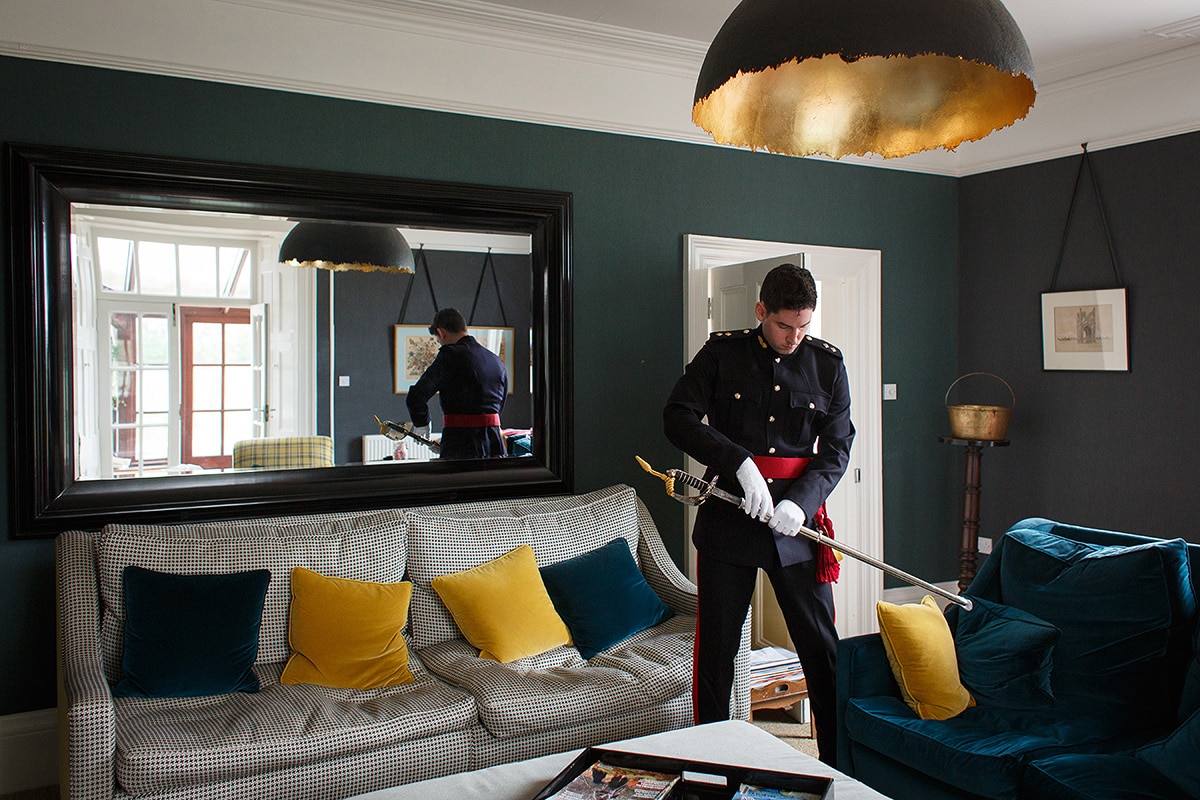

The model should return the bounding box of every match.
[844,696,1158,800]
[1024,754,1193,800]
[112,661,475,796]
[417,613,694,740]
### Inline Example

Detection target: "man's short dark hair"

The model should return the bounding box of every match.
[429,307,467,335]
[760,264,817,313]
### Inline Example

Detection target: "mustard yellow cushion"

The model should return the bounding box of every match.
[280,567,414,689]
[431,544,571,662]
[877,595,975,720]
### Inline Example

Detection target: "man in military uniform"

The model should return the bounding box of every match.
[663,263,854,766]
[407,307,508,459]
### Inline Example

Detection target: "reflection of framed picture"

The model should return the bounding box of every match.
[1041,288,1128,371]
[474,327,515,394]
[394,326,439,394]
[393,325,517,394]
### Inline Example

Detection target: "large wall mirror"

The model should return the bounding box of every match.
[6,143,573,537]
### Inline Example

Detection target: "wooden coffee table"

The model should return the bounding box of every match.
[347,720,888,800]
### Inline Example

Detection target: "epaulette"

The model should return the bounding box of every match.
[708,328,758,341]
[804,334,844,359]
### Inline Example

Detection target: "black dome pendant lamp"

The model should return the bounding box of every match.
[279,221,415,274]
[693,0,1037,159]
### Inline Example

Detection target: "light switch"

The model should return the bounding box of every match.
[338,375,351,387]
[883,383,897,400]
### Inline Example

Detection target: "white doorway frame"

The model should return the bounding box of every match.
[683,234,884,639]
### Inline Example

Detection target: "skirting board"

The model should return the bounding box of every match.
[0,708,57,794]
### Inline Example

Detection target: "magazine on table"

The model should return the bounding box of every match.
[732,782,824,800]
[546,758,680,799]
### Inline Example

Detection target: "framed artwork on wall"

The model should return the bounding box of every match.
[394,326,439,393]
[393,326,516,393]
[1041,288,1128,371]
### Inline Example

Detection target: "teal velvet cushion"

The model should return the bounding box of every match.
[954,595,1058,709]
[539,537,674,659]
[998,530,1195,726]
[1025,754,1194,800]
[1135,707,1200,798]
[114,566,271,698]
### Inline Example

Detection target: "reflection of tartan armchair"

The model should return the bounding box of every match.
[232,436,334,470]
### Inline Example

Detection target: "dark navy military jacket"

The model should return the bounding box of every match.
[406,335,507,459]
[663,326,855,567]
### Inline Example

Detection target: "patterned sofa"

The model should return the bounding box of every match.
[56,484,751,800]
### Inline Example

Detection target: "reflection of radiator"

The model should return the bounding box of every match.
[361,433,436,462]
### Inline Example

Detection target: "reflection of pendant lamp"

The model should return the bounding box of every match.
[692,0,1036,160]
[279,221,415,273]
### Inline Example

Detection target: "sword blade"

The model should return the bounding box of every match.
[668,465,972,611]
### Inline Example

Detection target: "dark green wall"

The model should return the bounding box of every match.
[0,55,960,716]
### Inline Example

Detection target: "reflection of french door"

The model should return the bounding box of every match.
[180,307,253,469]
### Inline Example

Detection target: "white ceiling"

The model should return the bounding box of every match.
[4,0,1200,175]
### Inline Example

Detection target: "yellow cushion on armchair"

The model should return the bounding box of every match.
[877,595,975,720]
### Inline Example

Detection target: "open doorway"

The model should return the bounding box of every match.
[683,235,883,639]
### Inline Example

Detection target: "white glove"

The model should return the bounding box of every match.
[735,457,774,522]
[769,499,806,538]
[412,424,430,440]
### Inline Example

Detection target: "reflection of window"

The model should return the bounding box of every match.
[181,308,253,469]
[96,236,252,299]
[109,311,170,476]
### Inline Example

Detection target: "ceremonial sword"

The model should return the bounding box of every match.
[374,415,442,453]
[635,456,972,611]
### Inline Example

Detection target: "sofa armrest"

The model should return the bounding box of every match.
[634,498,697,616]
[57,531,116,800]
[836,633,900,775]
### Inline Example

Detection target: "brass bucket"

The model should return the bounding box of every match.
[945,372,1014,441]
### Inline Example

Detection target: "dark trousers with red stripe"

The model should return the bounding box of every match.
[694,552,838,766]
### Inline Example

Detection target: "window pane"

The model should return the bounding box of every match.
[224,365,252,409]
[140,315,169,365]
[98,237,135,292]
[138,241,177,295]
[192,322,224,364]
[219,247,252,299]
[140,369,170,413]
[110,313,136,367]
[141,423,169,463]
[224,410,252,455]
[192,365,224,410]
[225,323,251,365]
[179,244,217,297]
[191,411,223,457]
[111,371,136,425]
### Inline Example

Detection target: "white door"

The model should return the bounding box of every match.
[684,235,883,640]
[250,303,269,438]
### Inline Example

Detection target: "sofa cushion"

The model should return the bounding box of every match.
[280,567,415,689]
[406,485,641,650]
[112,660,476,797]
[99,509,406,681]
[1024,754,1193,800]
[114,566,270,698]
[876,596,974,720]
[997,530,1195,728]
[540,537,675,659]
[1134,706,1200,798]
[417,613,694,739]
[843,696,1147,800]
[431,545,571,662]
[954,596,1058,710]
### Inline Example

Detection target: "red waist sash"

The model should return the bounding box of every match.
[752,455,840,583]
[442,413,501,428]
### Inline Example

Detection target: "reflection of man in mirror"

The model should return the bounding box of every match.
[406,308,508,459]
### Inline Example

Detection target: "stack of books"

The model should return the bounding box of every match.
[749,646,805,688]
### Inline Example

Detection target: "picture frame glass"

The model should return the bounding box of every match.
[1041,288,1128,371]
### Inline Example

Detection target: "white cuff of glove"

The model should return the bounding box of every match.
[735,457,774,522]
[768,499,806,538]
[413,424,430,439]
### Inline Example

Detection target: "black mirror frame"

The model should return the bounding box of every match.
[5,142,573,538]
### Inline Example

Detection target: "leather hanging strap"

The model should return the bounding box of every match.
[1048,143,1123,292]
[397,246,439,324]
[468,248,508,327]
